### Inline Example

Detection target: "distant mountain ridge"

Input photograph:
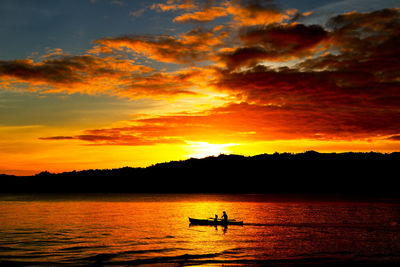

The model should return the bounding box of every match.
[1,151,400,195]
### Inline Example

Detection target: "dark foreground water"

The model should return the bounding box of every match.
[1,194,400,266]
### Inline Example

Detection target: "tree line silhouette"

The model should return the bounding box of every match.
[1,151,399,195]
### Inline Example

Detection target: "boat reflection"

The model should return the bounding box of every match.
[189,223,228,234]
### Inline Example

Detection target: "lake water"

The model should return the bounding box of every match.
[1,194,400,266]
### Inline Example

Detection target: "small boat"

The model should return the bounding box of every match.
[189,217,244,226]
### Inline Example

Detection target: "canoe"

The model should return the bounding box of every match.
[189,217,244,226]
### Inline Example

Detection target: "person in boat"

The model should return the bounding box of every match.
[214,214,218,222]
[221,211,228,223]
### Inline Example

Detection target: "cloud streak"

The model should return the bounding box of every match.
[93,26,228,64]
[161,0,297,25]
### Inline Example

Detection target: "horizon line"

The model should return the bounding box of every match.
[2,150,399,177]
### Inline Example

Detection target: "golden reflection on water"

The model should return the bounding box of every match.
[1,195,400,265]
[0,198,293,261]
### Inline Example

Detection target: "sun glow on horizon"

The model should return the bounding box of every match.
[185,141,238,159]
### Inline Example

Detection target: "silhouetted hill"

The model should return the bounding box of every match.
[1,151,400,195]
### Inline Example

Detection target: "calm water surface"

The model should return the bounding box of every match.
[1,194,400,266]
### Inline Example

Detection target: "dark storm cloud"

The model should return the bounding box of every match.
[218,23,328,68]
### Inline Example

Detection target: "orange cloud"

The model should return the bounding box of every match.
[93,27,228,64]
[152,0,296,28]
[173,6,228,23]
[226,0,296,26]
[179,27,229,51]
[151,0,196,11]
[0,55,148,86]
[122,68,206,98]
[0,54,203,98]
[162,0,296,26]
[94,35,195,63]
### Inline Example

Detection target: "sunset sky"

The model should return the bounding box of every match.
[1,0,399,175]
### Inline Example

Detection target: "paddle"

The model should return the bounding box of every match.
[208,217,237,221]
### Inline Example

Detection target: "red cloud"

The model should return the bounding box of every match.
[218,23,328,68]
[301,8,400,77]
[240,23,328,55]
[40,131,183,146]
[39,136,75,140]
[39,93,400,146]
[207,9,400,140]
